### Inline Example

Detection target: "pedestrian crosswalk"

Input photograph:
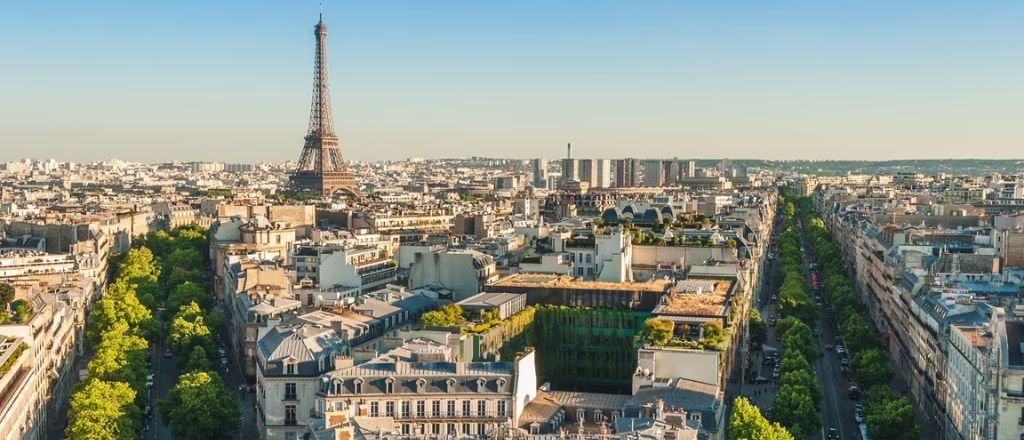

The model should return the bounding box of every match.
[240,398,257,427]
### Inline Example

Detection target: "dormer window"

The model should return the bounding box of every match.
[285,361,296,375]
[496,378,507,391]
[446,378,457,393]
[353,378,363,394]
[416,378,427,393]
[385,377,395,394]
[333,379,343,395]
[477,378,487,392]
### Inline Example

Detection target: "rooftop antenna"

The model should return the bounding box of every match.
[319,1,324,22]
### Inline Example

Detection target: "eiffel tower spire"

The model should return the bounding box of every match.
[291,7,359,197]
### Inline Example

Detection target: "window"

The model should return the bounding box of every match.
[586,254,592,263]
[354,379,362,394]
[284,383,297,400]
[285,405,297,426]
[477,400,487,417]
[432,424,441,435]
[386,401,395,417]
[689,412,702,421]
[462,400,471,417]
[448,423,457,435]
[386,379,394,394]
[402,401,411,418]
[332,380,342,395]
[402,424,410,435]
[463,423,471,435]
[478,423,486,436]
[285,433,296,440]
[447,400,456,417]
[370,402,380,417]
[432,400,441,417]
[285,363,295,375]
[497,401,507,418]
[417,400,426,418]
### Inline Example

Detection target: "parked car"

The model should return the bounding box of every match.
[145,373,154,388]
[162,348,173,358]
[848,386,861,400]
[840,357,850,366]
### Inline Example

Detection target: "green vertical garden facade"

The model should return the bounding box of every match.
[501,306,649,394]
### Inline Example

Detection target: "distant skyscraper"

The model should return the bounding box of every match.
[661,160,680,186]
[578,159,594,185]
[614,159,640,187]
[641,160,663,187]
[595,159,612,188]
[561,158,579,183]
[531,158,548,189]
[686,160,696,178]
[290,12,359,197]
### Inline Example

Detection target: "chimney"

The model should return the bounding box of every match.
[334,354,354,369]
[655,398,665,422]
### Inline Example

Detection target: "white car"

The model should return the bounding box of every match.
[146,373,154,388]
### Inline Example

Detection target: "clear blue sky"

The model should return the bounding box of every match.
[1,1,1022,162]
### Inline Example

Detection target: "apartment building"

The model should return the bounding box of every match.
[292,243,397,294]
[0,283,89,440]
[312,341,537,439]
[408,249,498,302]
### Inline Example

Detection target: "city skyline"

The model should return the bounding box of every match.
[2,1,1024,163]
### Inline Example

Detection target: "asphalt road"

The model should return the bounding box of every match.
[796,223,862,440]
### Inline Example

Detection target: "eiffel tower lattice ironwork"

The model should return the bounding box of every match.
[290,10,360,197]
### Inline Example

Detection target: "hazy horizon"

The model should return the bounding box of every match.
[2,1,1023,163]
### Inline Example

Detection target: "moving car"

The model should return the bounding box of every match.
[827,427,840,439]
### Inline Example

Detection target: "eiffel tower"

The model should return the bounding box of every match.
[290,9,360,197]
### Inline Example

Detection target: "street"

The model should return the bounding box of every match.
[146,303,258,440]
[798,220,860,440]
[735,211,864,440]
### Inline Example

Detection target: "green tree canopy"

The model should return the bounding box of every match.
[87,280,156,344]
[748,309,768,346]
[66,379,139,440]
[771,383,821,439]
[420,304,465,328]
[729,397,795,440]
[168,301,215,364]
[165,282,211,318]
[185,345,212,372]
[160,371,241,440]
[87,321,150,393]
[0,283,14,307]
[117,247,161,281]
[851,348,893,390]
[643,318,675,346]
[864,389,920,440]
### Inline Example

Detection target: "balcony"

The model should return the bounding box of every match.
[391,412,508,421]
[356,260,397,275]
